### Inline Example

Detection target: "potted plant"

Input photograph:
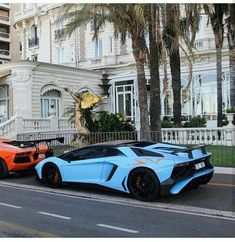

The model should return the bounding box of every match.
[226,107,235,127]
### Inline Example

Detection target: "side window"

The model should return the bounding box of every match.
[131,148,163,157]
[62,147,107,161]
[105,148,126,157]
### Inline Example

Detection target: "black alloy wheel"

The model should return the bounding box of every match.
[42,163,62,188]
[0,159,8,179]
[128,168,159,201]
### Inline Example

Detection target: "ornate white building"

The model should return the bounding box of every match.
[0,61,102,123]
[0,3,231,131]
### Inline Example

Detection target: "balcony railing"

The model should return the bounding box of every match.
[193,40,204,49]
[0,32,9,39]
[0,15,9,22]
[54,28,65,40]
[0,49,10,56]
[28,37,39,48]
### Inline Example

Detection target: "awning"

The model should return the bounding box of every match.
[40,84,62,96]
[0,70,11,78]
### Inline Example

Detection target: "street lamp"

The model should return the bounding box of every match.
[99,70,112,97]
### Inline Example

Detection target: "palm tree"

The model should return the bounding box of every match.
[161,4,202,125]
[164,4,182,127]
[204,4,228,127]
[62,4,150,137]
[145,4,161,140]
[226,4,235,108]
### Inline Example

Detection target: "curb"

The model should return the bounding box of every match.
[214,167,235,175]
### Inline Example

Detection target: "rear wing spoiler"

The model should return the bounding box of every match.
[18,137,64,152]
[23,137,65,144]
[171,144,208,159]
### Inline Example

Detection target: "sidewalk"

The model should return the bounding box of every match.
[214,167,235,175]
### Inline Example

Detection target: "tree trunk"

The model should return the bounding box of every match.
[228,4,235,107]
[166,4,182,127]
[132,36,150,139]
[216,47,223,127]
[169,48,182,128]
[148,4,161,141]
[229,47,235,107]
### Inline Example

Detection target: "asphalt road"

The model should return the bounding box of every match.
[2,171,235,211]
[0,182,234,237]
[0,171,234,237]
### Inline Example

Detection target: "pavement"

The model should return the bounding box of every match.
[214,167,235,175]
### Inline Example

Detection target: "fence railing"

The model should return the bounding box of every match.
[17,129,235,167]
[0,116,76,138]
[0,116,16,138]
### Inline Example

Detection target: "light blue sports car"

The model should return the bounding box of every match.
[35,141,214,201]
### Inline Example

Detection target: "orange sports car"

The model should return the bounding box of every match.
[0,137,64,179]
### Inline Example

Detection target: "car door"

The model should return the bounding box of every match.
[61,147,107,183]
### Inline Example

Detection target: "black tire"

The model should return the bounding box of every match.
[0,159,8,179]
[42,163,62,188]
[127,168,159,201]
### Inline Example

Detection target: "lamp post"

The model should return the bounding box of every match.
[99,70,112,97]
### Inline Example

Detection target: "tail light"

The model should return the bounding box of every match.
[15,151,32,158]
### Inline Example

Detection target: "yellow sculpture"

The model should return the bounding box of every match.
[64,88,101,134]
[81,92,101,109]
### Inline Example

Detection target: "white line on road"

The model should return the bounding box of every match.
[38,211,72,220]
[97,224,139,234]
[0,202,22,209]
[0,181,234,221]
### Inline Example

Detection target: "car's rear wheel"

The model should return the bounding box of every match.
[0,159,8,179]
[42,163,62,188]
[127,168,159,201]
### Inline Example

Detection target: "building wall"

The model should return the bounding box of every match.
[9,3,21,62]
[0,3,20,64]
[0,61,102,119]
[12,3,231,125]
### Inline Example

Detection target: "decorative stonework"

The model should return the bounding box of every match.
[43,75,59,86]
[11,70,33,88]
[40,84,62,96]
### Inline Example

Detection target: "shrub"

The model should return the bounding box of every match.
[161,116,173,128]
[226,107,235,113]
[222,114,229,126]
[93,112,135,132]
[183,116,207,128]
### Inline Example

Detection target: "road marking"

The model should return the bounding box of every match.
[97,224,138,234]
[0,181,234,221]
[38,211,72,220]
[209,182,235,188]
[0,202,22,209]
[0,220,55,237]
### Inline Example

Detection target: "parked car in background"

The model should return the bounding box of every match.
[0,137,64,179]
[35,140,214,201]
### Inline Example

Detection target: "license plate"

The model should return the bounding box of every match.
[195,161,205,170]
[38,154,46,159]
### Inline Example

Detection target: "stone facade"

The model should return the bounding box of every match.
[10,3,232,128]
[0,61,102,122]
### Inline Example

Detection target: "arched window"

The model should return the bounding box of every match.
[40,87,61,118]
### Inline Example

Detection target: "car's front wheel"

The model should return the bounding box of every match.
[127,168,159,201]
[42,163,62,188]
[0,159,8,179]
